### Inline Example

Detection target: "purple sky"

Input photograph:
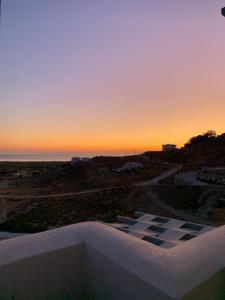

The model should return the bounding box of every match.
[1,0,225,153]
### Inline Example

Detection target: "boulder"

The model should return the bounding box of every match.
[222,7,225,17]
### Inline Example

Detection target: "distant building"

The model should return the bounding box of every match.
[14,169,35,178]
[222,7,225,16]
[113,162,143,173]
[162,144,177,152]
[71,157,90,166]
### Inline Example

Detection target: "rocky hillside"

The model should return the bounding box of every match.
[145,132,225,169]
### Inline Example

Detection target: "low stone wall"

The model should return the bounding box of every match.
[198,173,225,185]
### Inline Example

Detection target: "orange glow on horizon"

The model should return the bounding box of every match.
[1,1,225,154]
[2,129,224,154]
[0,139,161,153]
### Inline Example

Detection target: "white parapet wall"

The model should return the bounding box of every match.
[0,222,224,299]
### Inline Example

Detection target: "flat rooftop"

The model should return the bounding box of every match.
[114,212,214,249]
[0,217,223,299]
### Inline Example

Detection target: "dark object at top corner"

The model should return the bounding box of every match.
[222,7,225,17]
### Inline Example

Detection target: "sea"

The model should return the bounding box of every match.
[0,152,134,162]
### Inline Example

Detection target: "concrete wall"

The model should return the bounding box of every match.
[84,245,172,300]
[182,268,225,300]
[0,244,84,300]
[0,222,224,299]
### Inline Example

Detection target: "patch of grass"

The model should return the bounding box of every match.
[153,185,204,210]
[0,217,47,233]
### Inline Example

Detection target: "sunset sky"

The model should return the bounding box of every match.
[1,0,225,154]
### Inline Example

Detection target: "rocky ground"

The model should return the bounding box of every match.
[0,139,225,233]
[145,132,225,169]
[0,158,170,196]
[152,185,225,226]
[0,158,172,233]
[1,184,224,233]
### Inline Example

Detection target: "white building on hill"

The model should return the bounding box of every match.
[70,156,90,166]
[162,144,177,151]
[113,162,144,172]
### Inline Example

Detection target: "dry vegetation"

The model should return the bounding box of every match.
[145,132,225,169]
[0,132,224,233]
[0,157,170,196]
[2,184,224,233]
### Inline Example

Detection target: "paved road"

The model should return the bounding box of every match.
[0,186,128,200]
[175,171,208,186]
[143,188,214,226]
[136,165,182,186]
[0,162,182,200]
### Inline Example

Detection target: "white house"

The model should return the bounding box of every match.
[70,157,90,166]
[162,144,177,152]
[113,162,144,173]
